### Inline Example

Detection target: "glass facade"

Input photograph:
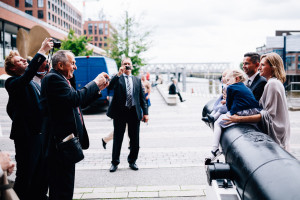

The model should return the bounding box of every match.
[38,10,44,19]
[25,0,33,7]
[38,0,44,7]
[25,10,33,16]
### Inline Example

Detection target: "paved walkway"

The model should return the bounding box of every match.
[73,185,206,199]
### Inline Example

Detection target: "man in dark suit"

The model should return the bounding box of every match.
[4,38,53,200]
[107,57,149,172]
[41,50,109,200]
[243,52,267,101]
[169,78,185,102]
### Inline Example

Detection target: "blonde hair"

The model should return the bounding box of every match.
[260,53,286,83]
[5,51,20,76]
[227,69,247,83]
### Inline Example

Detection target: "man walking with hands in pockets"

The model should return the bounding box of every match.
[107,57,148,172]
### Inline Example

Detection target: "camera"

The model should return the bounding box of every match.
[125,66,131,70]
[51,39,61,49]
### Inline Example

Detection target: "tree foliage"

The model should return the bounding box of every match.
[108,11,151,76]
[59,29,93,56]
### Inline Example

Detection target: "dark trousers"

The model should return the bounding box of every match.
[177,92,184,102]
[112,107,140,165]
[14,134,48,200]
[48,144,75,200]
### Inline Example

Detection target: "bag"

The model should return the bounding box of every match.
[0,171,19,200]
[57,137,84,164]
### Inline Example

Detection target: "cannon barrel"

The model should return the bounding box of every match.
[203,100,300,200]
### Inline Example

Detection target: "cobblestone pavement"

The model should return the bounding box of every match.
[1,79,300,200]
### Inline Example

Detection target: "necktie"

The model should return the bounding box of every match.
[247,80,251,87]
[67,80,83,125]
[125,76,132,108]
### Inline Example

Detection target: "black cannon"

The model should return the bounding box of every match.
[203,100,300,200]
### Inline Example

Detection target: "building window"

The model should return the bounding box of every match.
[104,36,107,40]
[104,43,107,47]
[25,10,33,15]
[55,16,57,23]
[286,56,296,70]
[99,43,102,47]
[94,24,97,34]
[38,0,44,7]
[98,23,103,34]
[58,18,60,25]
[15,0,19,7]
[25,0,33,7]
[48,12,50,20]
[38,10,44,19]
[55,6,57,13]
[95,36,98,41]
[52,4,54,11]
[105,23,108,35]
[48,1,50,9]
[84,30,86,34]
[99,36,102,41]
[298,63,300,70]
[88,24,93,34]
[52,14,54,22]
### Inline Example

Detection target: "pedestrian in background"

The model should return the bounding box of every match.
[169,78,185,102]
[141,75,151,108]
[4,38,53,200]
[106,57,149,172]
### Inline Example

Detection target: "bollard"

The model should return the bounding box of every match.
[202,100,300,200]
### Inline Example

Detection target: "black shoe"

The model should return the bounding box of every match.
[102,138,106,149]
[129,163,139,171]
[202,117,209,123]
[207,114,215,123]
[110,164,118,172]
[181,100,186,102]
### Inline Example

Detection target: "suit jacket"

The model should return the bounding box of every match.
[249,74,267,101]
[106,74,148,120]
[5,53,46,140]
[40,69,100,149]
[169,83,177,94]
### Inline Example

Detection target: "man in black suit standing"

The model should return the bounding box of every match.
[41,50,109,200]
[243,52,267,101]
[4,38,53,200]
[107,57,149,172]
[169,78,185,102]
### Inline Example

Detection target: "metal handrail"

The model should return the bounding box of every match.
[285,82,300,91]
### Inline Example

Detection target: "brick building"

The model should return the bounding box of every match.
[83,20,114,49]
[1,0,82,35]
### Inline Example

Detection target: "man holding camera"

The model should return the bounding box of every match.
[41,50,109,200]
[4,37,53,200]
[107,57,149,172]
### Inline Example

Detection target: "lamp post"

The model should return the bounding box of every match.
[283,33,287,71]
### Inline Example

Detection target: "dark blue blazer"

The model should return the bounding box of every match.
[5,53,46,140]
[106,74,148,120]
[226,82,260,115]
[249,74,267,101]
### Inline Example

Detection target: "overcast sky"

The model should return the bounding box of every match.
[72,0,300,66]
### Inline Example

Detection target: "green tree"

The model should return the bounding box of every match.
[108,11,151,75]
[59,29,93,56]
